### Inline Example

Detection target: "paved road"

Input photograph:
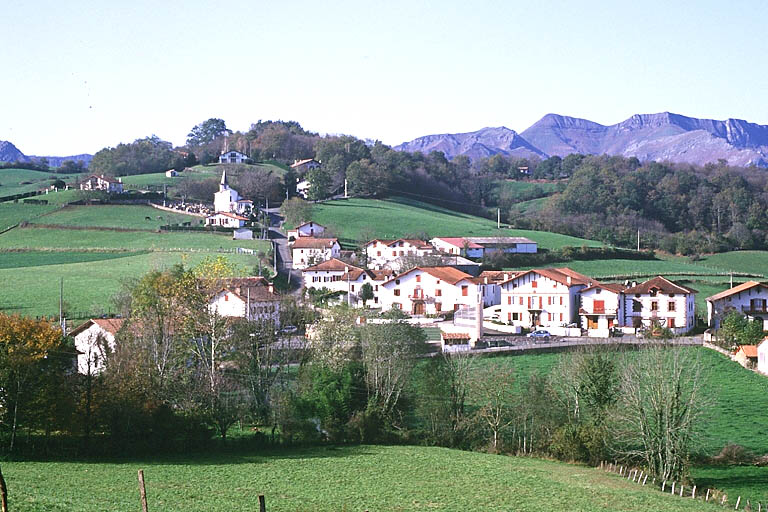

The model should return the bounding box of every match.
[263,207,303,289]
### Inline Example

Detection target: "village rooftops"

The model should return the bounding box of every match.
[624,276,698,295]
[736,345,758,358]
[215,276,278,301]
[384,266,474,285]
[706,281,768,302]
[581,282,627,293]
[304,258,362,273]
[69,318,125,337]
[83,174,121,183]
[291,237,339,249]
[366,238,433,249]
[290,158,320,168]
[431,237,483,249]
[501,267,595,287]
[464,236,536,245]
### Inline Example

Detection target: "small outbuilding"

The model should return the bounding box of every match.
[734,345,758,369]
[233,227,254,240]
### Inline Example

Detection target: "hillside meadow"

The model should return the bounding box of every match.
[30,204,204,230]
[0,168,79,197]
[2,445,713,512]
[309,196,602,249]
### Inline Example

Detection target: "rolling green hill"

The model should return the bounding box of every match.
[308,196,602,249]
[0,168,79,197]
[30,204,203,230]
[3,445,712,511]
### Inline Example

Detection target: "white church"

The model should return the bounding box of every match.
[205,170,252,228]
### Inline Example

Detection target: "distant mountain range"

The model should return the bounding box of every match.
[0,140,92,167]
[396,112,768,167]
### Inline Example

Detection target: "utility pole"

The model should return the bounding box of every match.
[497,208,500,229]
[59,277,64,331]
[344,179,348,198]
[637,229,640,251]
[346,266,351,306]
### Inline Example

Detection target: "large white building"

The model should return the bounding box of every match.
[498,268,595,328]
[431,237,537,258]
[302,258,392,306]
[70,318,125,374]
[287,221,326,240]
[365,238,435,270]
[622,276,696,334]
[79,174,123,194]
[706,281,768,330]
[213,170,250,214]
[291,237,341,269]
[208,277,281,326]
[379,266,483,316]
[579,283,627,337]
[219,150,248,164]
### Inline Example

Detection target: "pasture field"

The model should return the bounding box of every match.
[0,251,263,319]
[0,168,78,197]
[121,162,287,190]
[3,445,712,512]
[30,204,203,230]
[0,203,59,231]
[479,348,768,502]
[509,196,550,215]
[0,226,269,252]
[309,197,602,249]
[699,251,768,276]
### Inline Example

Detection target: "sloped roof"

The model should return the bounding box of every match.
[432,237,483,249]
[384,266,473,285]
[84,174,120,184]
[294,221,326,230]
[70,318,125,337]
[707,281,768,302]
[465,236,536,245]
[215,277,278,302]
[582,282,627,293]
[624,276,698,295]
[736,345,758,358]
[304,258,361,273]
[290,158,320,168]
[291,237,339,249]
[503,267,595,287]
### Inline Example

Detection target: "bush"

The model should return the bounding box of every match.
[711,443,756,465]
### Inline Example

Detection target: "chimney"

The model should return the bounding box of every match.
[567,276,572,286]
[484,277,488,284]
[503,273,509,281]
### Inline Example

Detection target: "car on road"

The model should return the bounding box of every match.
[526,329,552,340]
[279,325,299,334]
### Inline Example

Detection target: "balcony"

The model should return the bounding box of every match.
[742,305,768,315]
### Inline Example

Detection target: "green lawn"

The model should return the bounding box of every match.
[0,203,59,231]
[2,445,713,511]
[31,204,203,230]
[699,251,768,277]
[0,251,264,319]
[0,226,270,252]
[309,196,602,249]
[121,162,287,190]
[0,168,78,197]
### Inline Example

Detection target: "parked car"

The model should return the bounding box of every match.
[526,329,551,339]
[280,325,299,334]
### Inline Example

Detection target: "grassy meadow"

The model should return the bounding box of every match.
[309,196,602,249]
[30,204,204,230]
[0,203,59,231]
[2,445,714,512]
[0,168,79,197]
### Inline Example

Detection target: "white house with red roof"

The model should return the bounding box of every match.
[430,237,485,258]
[79,174,123,193]
[70,318,125,374]
[365,238,435,270]
[302,258,391,306]
[431,237,537,258]
[287,221,326,240]
[579,282,627,337]
[498,268,595,329]
[291,237,341,269]
[706,281,768,330]
[379,266,482,316]
[290,158,321,173]
[205,211,249,228]
[622,276,696,334]
[208,277,281,326]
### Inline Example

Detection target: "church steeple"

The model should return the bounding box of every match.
[220,169,229,190]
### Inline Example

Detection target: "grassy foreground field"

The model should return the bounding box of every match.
[310,196,602,249]
[30,204,203,230]
[3,445,712,512]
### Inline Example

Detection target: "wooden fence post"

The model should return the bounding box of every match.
[0,465,8,512]
[706,488,710,502]
[692,486,696,499]
[735,496,741,510]
[138,469,149,512]
[671,481,675,495]
[258,494,266,512]
[680,484,683,497]
[642,474,648,486]
[662,480,666,493]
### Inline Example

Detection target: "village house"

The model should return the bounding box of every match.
[205,211,248,228]
[287,221,326,240]
[378,266,482,316]
[213,170,251,215]
[219,150,248,164]
[622,276,696,334]
[208,277,281,326]
[579,283,627,337]
[498,268,595,329]
[291,237,341,269]
[476,270,515,307]
[290,158,321,173]
[70,318,125,374]
[79,174,123,193]
[733,345,758,369]
[302,258,391,306]
[758,337,768,375]
[706,281,768,330]
[296,179,311,199]
[430,236,537,258]
[365,239,435,270]
[165,169,179,177]
[430,237,484,258]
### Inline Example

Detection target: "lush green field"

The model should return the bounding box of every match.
[0,226,269,252]
[2,445,712,511]
[480,348,768,502]
[0,168,78,197]
[510,196,550,215]
[699,251,768,276]
[310,197,602,249]
[30,204,203,230]
[0,250,146,269]
[0,251,263,319]
[0,203,59,231]
[121,162,287,190]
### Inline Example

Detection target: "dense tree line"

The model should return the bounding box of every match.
[90,135,195,177]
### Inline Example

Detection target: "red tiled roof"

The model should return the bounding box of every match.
[736,345,758,358]
[291,237,339,249]
[503,267,595,287]
[384,266,473,285]
[624,276,698,295]
[441,332,471,340]
[70,318,125,337]
[582,282,627,293]
[707,281,768,302]
[290,158,319,168]
[433,237,483,249]
[304,258,361,272]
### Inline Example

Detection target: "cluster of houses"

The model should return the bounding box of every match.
[79,174,124,194]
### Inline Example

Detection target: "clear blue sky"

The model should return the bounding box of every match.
[2,0,767,155]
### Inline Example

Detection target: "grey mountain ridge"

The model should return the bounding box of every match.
[0,140,92,167]
[398,112,768,167]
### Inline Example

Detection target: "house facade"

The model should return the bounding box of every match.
[430,237,538,258]
[379,266,481,316]
[302,258,390,306]
[706,281,768,330]
[208,277,280,326]
[290,158,321,173]
[622,276,696,334]
[430,237,484,258]
[205,212,248,228]
[291,237,341,269]
[365,239,434,270]
[758,337,768,375]
[579,283,626,337]
[165,169,178,177]
[219,150,248,164]
[287,221,326,240]
[498,268,595,328]
[79,174,124,193]
[70,318,124,374]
